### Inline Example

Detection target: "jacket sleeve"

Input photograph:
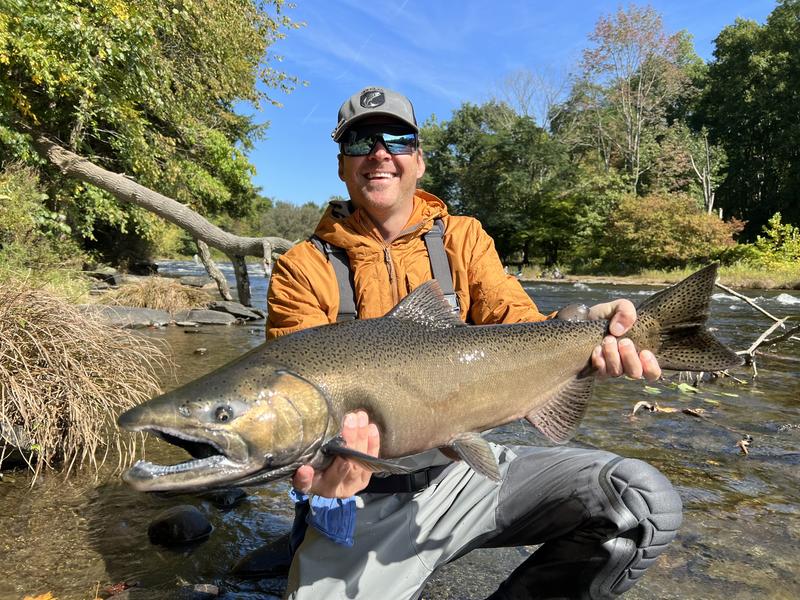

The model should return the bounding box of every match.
[266,243,337,339]
[464,220,551,325]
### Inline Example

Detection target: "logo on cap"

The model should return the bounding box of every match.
[360,90,385,109]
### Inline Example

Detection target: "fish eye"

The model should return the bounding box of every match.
[215,406,233,422]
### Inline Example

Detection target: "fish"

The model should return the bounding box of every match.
[118,263,742,493]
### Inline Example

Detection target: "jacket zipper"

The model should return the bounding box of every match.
[383,246,400,306]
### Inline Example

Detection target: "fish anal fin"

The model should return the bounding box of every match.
[321,437,414,475]
[527,373,594,444]
[448,432,501,482]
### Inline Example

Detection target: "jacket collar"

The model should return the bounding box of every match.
[314,190,448,250]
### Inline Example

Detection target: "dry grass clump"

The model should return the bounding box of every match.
[0,281,170,479]
[100,276,212,312]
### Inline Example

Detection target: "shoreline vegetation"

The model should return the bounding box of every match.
[520,265,800,291]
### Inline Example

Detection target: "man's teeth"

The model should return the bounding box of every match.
[366,173,393,179]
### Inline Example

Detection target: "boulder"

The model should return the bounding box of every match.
[173,309,236,325]
[147,505,213,546]
[79,305,172,328]
[208,300,264,320]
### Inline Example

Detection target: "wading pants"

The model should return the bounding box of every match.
[284,444,683,600]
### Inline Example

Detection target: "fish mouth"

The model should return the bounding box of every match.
[122,426,259,492]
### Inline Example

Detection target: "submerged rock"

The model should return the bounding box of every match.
[147,505,213,546]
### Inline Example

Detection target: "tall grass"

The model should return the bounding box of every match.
[0,281,171,480]
[99,276,213,312]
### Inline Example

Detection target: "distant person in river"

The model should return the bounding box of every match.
[264,86,683,599]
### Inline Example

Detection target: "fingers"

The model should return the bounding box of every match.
[608,299,636,336]
[298,410,380,499]
[366,422,380,458]
[640,349,662,381]
[592,337,662,381]
[292,464,315,494]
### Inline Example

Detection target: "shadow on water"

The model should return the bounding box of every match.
[2,272,799,599]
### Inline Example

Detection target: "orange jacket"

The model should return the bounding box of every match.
[266,190,547,338]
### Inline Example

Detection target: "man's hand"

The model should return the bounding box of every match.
[292,410,380,498]
[587,299,661,381]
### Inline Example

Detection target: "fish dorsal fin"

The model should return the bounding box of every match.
[526,370,595,443]
[387,280,464,329]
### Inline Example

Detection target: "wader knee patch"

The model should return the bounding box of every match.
[599,458,683,594]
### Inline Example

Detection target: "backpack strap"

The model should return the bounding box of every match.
[309,216,460,322]
[309,235,357,322]
[423,218,461,315]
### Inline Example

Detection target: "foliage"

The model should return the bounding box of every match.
[574,5,693,193]
[0,0,301,263]
[740,213,800,269]
[697,0,800,238]
[259,200,324,242]
[604,193,743,271]
[421,102,569,262]
[0,163,89,294]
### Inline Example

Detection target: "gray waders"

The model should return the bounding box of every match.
[283,445,681,599]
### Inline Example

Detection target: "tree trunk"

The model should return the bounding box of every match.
[196,240,233,301]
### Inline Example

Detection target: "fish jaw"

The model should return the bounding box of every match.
[118,363,332,492]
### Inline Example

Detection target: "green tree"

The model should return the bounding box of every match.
[259,200,324,242]
[0,0,300,262]
[605,193,744,271]
[421,102,569,263]
[570,5,693,193]
[698,0,800,238]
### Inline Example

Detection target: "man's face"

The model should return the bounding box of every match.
[337,118,425,217]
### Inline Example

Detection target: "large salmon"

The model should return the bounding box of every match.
[119,264,742,492]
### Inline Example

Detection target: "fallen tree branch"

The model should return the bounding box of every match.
[715,281,783,323]
[29,132,294,306]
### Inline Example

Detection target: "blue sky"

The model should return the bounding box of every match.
[248,0,777,206]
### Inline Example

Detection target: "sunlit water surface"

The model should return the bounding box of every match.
[1,263,797,600]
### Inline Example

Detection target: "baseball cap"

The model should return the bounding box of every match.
[332,86,418,142]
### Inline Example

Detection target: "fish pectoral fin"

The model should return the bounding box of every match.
[527,371,594,444]
[321,438,414,475]
[448,432,501,482]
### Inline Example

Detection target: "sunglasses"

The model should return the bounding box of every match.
[340,125,418,156]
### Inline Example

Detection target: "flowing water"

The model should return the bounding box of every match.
[1,262,798,600]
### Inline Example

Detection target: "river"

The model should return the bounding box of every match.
[1,261,798,599]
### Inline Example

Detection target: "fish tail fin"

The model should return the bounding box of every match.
[629,263,743,372]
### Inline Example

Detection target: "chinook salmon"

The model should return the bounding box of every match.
[119,264,742,492]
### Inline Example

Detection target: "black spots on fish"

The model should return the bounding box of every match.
[215,405,233,423]
[178,402,191,417]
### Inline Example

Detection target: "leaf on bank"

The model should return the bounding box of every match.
[23,593,56,600]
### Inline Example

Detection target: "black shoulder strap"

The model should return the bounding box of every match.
[423,218,460,315]
[309,235,357,322]
[309,216,460,322]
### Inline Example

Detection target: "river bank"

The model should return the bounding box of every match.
[521,266,800,291]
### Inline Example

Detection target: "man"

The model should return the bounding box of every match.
[266,86,682,599]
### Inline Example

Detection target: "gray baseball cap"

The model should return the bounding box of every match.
[331,86,418,142]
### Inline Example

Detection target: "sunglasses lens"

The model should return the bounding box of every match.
[342,128,417,156]
[342,137,375,156]
[382,133,417,155]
